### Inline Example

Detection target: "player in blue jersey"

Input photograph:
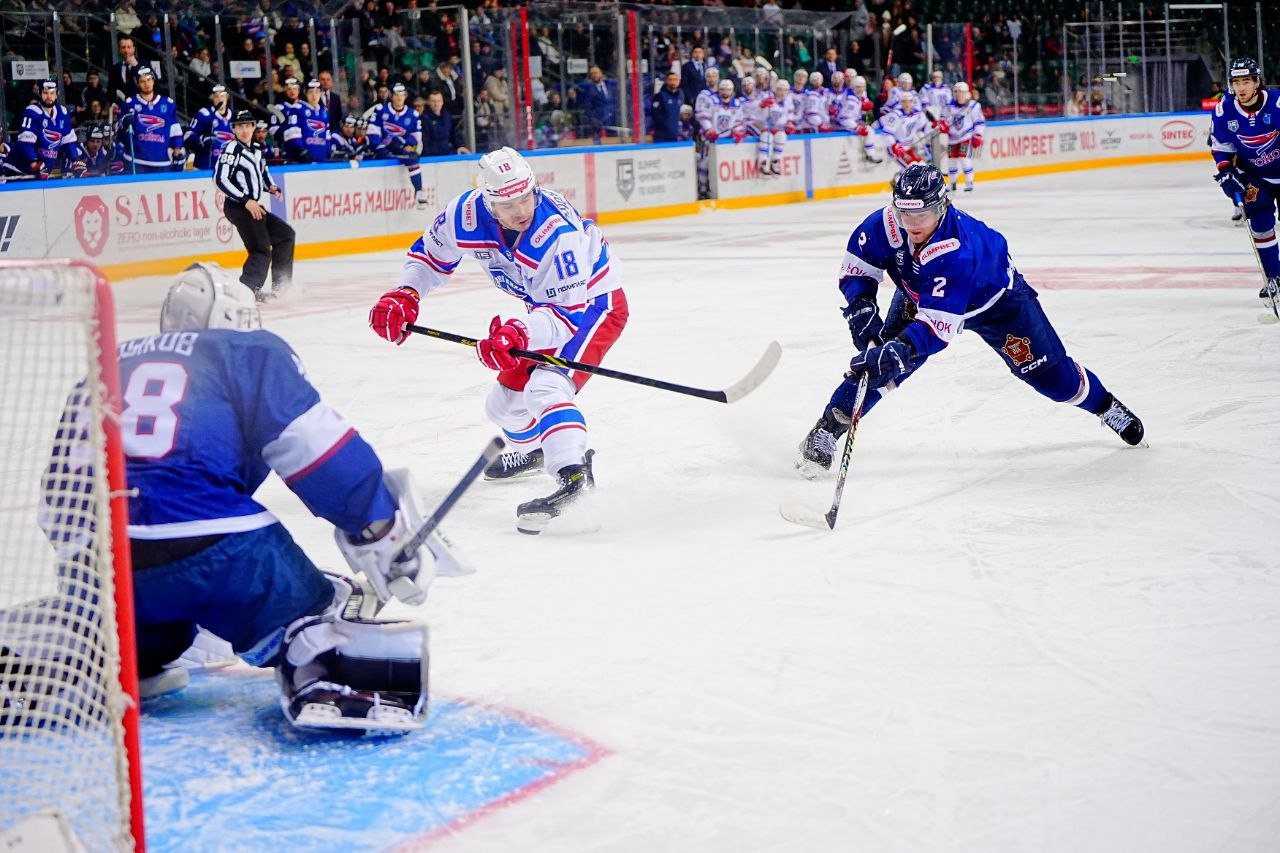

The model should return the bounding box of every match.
[367,83,429,208]
[183,84,234,170]
[41,264,465,732]
[77,126,112,177]
[1209,57,1280,304]
[796,164,1145,477]
[116,67,184,173]
[2,79,86,178]
[369,148,628,534]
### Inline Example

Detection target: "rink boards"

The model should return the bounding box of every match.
[0,111,1209,281]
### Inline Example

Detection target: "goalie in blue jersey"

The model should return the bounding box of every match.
[42,264,468,733]
[796,164,1146,478]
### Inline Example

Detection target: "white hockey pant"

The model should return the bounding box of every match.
[485,368,587,476]
[948,155,974,184]
[758,130,786,168]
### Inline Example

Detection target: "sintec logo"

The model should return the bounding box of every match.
[1160,120,1196,150]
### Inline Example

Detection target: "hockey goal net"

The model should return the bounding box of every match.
[0,260,143,851]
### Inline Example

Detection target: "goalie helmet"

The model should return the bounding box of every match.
[477,146,537,210]
[160,262,261,332]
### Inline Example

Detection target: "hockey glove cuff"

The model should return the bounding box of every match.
[476,315,530,371]
[848,337,915,390]
[369,287,420,345]
[1213,166,1246,201]
[842,296,885,351]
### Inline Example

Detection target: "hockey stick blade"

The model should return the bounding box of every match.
[396,436,505,562]
[779,502,835,530]
[719,340,783,403]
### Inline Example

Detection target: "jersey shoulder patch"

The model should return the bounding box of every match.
[881,206,905,249]
[918,237,962,266]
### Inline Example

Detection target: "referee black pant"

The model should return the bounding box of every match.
[224,200,295,292]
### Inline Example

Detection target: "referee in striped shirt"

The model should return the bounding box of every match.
[216,110,294,301]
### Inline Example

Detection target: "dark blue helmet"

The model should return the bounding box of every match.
[892,163,949,213]
[1228,57,1262,83]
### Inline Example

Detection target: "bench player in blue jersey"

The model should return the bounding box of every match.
[369,147,628,534]
[41,264,467,733]
[1209,57,1280,305]
[796,163,1146,477]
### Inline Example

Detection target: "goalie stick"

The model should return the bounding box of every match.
[1235,191,1280,325]
[780,371,871,531]
[380,436,504,605]
[405,323,781,404]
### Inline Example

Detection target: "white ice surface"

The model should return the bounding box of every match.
[114,161,1280,852]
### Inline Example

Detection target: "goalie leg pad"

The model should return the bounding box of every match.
[278,574,429,734]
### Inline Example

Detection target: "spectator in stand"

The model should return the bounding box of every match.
[275,16,308,59]
[80,72,108,117]
[190,47,212,79]
[578,66,616,140]
[484,66,511,126]
[109,33,159,105]
[114,0,142,36]
[1065,89,1087,118]
[434,16,461,68]
[814,47,841,88]
[83,100,109,128]
[430,59,463,118]
[475,87,497,148]
[276,43,304,81]
[681,46,708,106]
[650,71,684,143]
[297,43,314,81]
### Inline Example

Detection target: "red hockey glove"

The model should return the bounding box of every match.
[890,142,909,161]
[760,97,776,108]
[971,135,983,148]
[369,287,419,345]
[785,121,796,134]
[828,103,838,117]
[732,128,746,143]
[861,98,874,112]
[855,124,871,137]
[819,123,832,132]
[704,129,719,141]
[476,315,530,371]
[933,119,949,134]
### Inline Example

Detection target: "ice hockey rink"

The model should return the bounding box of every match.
[111,159,1280,852]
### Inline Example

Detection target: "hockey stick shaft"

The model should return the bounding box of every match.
[395,436,505,562]
[823,372,871,529]
[405,323,779,403]
[1237,191,1280,322]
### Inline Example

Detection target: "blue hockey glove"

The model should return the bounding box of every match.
[1213,166,1245,201]
[841,296,884,351]
[848,338,915,390]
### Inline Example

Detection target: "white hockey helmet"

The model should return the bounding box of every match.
[160,262,260,332]
[809,70,823,88]
[899,90,917,106]
[773,79,791,96]
[931,68,944,81]
[477,146,537,209]
[705,66,720,84]
[897,72,913,87]
[851,75,868,92]
[718,78,736,94]
[741,75,755,93]
[952,81,971,95]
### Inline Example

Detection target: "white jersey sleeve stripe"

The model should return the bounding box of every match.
[261,401,358,482]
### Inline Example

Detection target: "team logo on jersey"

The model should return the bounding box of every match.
[488,268,527,298]
[1001,334,1033,366]
[138,114,166,129]
[74,195,110,257]
[307,119,327,132]
[1239,129,1278,154]
[1228,120,1239,132]
[616,159,635,201]
[41,128,64,145]
[385,122,407,135]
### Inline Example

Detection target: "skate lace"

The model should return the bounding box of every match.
[813,428,837,456]
[499,450,531,470]
[1100,403,1134,433]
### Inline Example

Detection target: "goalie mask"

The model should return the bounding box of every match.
[160,262,261,332]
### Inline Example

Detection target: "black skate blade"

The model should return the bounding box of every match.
[516,512,552,535]
[484,468,544,483]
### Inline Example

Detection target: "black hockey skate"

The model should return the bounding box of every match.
[795,409,849,479]
[284,680,420,734]
[484,447,544,481]
[516,450,595,535]
[1096,394,1146,447]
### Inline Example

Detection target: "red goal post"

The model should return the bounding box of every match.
[0,259,144,851]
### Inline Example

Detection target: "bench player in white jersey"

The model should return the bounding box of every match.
[867,90,932,171]
[834,74,875,136]
[755,80,793,176]
[919,69,954,116]
[881,72,915,114]
[940,81,986,191]
[694,67,722,140]
[740,75,765,139]
[707,79,746,142]
[369,148,628,534]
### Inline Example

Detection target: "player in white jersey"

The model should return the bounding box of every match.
[369,148,628,534]
[835,75,875,135]
[920,69,954,116]
[799,71,830,133]
[942,81,986,191]
[757,80,793,176]
[740,76,765,139]
[707,79,746,142]
[694,66,722,140]
[868,90,933,171]
[882,72,915,114]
